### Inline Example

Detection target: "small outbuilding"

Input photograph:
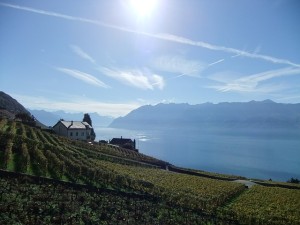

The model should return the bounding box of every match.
[109,136,137,151]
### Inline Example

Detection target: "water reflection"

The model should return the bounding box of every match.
[94,127,300,181]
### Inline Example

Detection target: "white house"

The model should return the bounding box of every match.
[53,120,92,141]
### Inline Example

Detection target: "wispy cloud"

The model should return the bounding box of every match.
[278,95,300,101]
[1,2,299,68]
[253,45,262,55]
[152,55,205,77]
[98,66,164,90]
[70,45,96,64]
[231,53,243,58]
[209,67,300,93]
[56,67,110,88]
[10,94,140,118]
[68,45,164,90]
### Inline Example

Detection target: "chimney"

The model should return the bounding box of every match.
[68,121,73,129]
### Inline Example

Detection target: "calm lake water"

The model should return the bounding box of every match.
[94,127,300,182]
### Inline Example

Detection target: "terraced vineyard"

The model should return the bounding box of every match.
[1,118,300,224]
[95,161,244,213]
[0,119,166,175]
[222,185,300,225]
[167,165,246,181]
[1,172,232,225]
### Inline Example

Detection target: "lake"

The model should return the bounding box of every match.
[94,127,300,182]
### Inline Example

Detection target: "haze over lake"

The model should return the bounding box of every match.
[95,127,300,182]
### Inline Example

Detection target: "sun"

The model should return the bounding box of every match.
[129,0,158,17]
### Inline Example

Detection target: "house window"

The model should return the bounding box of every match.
[70,132,73,136]
[82,132,84,136]
[76,132,78,136]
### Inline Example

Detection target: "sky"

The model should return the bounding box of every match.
[1,0,300,117]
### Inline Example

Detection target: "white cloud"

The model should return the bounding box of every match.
[1,2,299,68]
[10,94,140,118]
[56,67,110,88]
[278,95,300,101]
[70,45,96,64]
[208,71,242,84]
[243,67,300,83]
[98,66,164,90]
[208,67,300,93]
[152,55,205,77]
[151,74,165,89]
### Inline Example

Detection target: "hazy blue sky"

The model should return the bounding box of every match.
[1,0,300,117]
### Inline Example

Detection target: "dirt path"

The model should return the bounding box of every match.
[232,180,257,188]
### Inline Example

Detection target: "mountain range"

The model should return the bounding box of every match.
[110,100,300,130]
[28,109,114,127]
[2,90,299,130]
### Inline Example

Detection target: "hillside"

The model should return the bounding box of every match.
[0,91,30,115]
[0,119,300,224]
[110,100,300,130]
[0,91,48,129]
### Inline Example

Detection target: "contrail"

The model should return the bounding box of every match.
[1,2,300,68]
[208,59,225,67]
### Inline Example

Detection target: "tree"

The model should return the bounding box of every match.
[15,113,36,127]
[83,113,92,126]
[82,113,96,141]
[15,113,34,122]
[287,177,300,184]
[90,129,96,141]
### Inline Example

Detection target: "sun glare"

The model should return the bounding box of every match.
[129,0,157,17]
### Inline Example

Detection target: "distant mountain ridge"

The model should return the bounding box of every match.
[110,100,300,130]
[29,109,114,127]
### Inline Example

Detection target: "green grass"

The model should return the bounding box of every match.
[6,153,16,171]
[1,125,9,132]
